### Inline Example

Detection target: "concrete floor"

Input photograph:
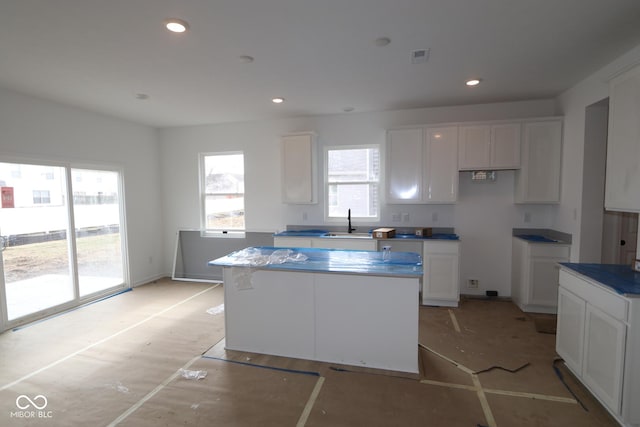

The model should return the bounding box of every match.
[0,279,619,426]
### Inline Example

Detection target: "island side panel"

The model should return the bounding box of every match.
[314,273,420,373]
[223,268,316,360]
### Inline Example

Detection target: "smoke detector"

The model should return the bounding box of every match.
[411,49,430,64]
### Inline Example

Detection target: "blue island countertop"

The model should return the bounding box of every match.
[560,263,640,297]
[209,246,423,277]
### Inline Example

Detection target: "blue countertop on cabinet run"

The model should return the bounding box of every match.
[209,246,423,277]
[560,263,640,297]
[273,230,459,240]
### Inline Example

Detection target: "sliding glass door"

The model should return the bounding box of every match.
[72,169,124,297]
[0,161,127,329]
[0,163,74,321]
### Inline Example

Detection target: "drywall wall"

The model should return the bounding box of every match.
[159,99,558,297]
[0,87,164,286]
[556,42,640,262]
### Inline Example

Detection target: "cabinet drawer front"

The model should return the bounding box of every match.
[559,270,628,322]
[530,244,570,258]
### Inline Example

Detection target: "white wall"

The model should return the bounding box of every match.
[160,99,558,297]
[556,43,640,262]
[0,87,164,286]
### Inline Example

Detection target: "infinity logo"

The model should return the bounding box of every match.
[15,395,48,410]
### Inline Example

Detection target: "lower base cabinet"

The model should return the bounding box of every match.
[422,241,460,307]
[556,268,639,426]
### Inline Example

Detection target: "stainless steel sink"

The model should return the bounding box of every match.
[322,232,372,239]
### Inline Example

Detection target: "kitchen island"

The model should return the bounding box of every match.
[209,247,423,373]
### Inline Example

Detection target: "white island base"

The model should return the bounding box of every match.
[222,268,420,373]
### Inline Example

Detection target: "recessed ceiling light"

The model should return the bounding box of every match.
[165,18,189,33]
[466,79,481,86]
[342,107,355,112]
[374,37,391,47]
[239,55,254,63]
[135,93,149,100]
[272,97,285,104]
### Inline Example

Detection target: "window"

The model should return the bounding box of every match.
[326,146,380,220]
[32,190,51,204]
[200,152,245,230]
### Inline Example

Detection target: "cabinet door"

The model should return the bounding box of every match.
[458,125,491,170]
[490,123,521,169]
[583,304,626,413]
[422,242,460,304]
[387,128,423,203]
[311,238,377,251]
[515,120,562,203]
[282,133,316,204]
[424,127,458,203]
[274,237,313,248]
[605,65,640,212]
[529,257,562,308]
[556,286,585,375]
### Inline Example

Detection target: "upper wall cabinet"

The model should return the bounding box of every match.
[605,64,640,212]
[387,126,458,204]
[515,119,563,204]
[458,123,521,170]
[282,132,317,204]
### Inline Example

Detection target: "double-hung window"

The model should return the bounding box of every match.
[326,145,380,220]
[200,152,245,231]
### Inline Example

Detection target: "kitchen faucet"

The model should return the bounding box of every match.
[347,209,356,233]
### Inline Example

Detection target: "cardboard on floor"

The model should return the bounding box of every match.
[0,279,620,426]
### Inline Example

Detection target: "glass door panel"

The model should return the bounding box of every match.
[0,163,74,320]
[71,169,124,297]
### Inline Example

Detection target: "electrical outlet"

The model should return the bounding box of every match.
[402,213,410,223]
[302,212,308,221]
[468,279,479,289]
[432,212,438,222]
[524,212,531,223]
[392,213,401,222]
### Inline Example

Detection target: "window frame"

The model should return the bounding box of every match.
[324,144,381,223]
[199,151,246,234]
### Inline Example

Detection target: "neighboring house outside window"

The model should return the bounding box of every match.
[200,152,245,230]
[326,145,380,221]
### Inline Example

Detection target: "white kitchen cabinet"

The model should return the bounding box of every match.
[556,286,586,375]
[311,238,377,251]
[422,241,460,307]
[386,126,458,204]
[273,235,377,251]
[582,303,626,413]
[511,237,570,313]
[458,123,521,170]
[556,267,639,426]
[424,127,458,203]
[605,64,640,212]
[281,132,317,204]
[387,128,423,203]
[515,120,563,203]
[273,236,313,248]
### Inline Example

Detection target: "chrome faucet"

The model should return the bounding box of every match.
[348,209,356,233]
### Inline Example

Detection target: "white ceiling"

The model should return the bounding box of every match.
[1,0,640,128]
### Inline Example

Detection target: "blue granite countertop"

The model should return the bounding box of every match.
[273,230,459,240]
[560,263,640,297]
[209,246,423,277]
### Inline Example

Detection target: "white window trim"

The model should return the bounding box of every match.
[324,144,381,223]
